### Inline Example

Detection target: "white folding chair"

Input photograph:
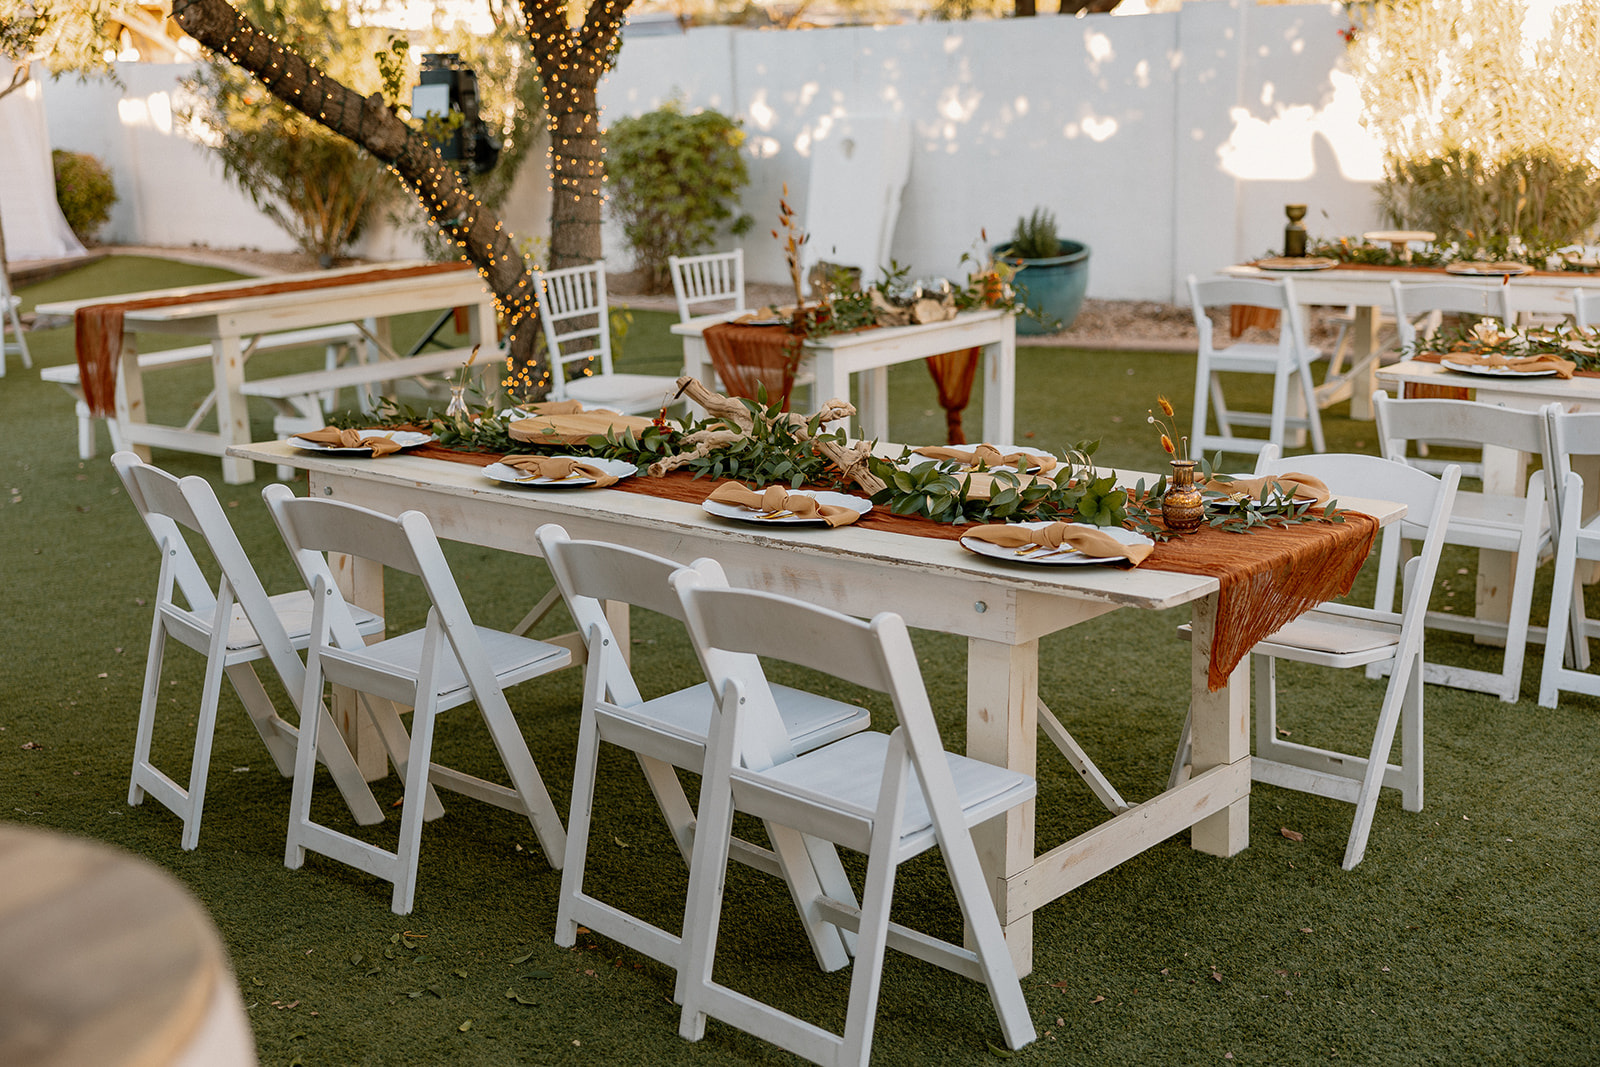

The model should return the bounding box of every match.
[535,261,680,414]
[111,452,385,850]
[1538,408,1600,707]
[672,567,1037,1066]
[1,269,31,376]
[535,525,872,972]
[1188,274,1325,457]
[1373,391,1553,702]
[1572,288,1600,331]
[669,250,746,323]
[1175,452,1460,869]
[263,487,572,915]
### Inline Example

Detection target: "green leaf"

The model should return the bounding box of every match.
[349,953,363,966]
[509,949,537,965]
[987,1041,1016,1058]
[458,1019,473,1032]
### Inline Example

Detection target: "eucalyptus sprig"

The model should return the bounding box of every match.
[865,439,1122,526]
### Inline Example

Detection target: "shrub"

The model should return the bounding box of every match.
[52,150,117,243]
[606,102,752,292]
[1000,207,1062,260]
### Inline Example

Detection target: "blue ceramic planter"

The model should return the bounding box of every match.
[994,241,1090,335]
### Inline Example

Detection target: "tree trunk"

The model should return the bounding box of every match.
[520,0,630,270]
[169,0,543,383]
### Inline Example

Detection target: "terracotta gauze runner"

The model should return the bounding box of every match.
[74,262,468,417]
[411,447,1377,688]
[702,322,803,410]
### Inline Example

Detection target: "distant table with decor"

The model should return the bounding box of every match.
[35,262,498,484]
[231,437,1402,976]
[671,307,1015,443]
[1223,260,1600,420]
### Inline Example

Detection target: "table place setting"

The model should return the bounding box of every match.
[701,482,872,527]
[959,520,1154,566]
[1438,352,1575,378]
[286,426,435,456]
[482,455,635,488]
[1200,471,1331,510]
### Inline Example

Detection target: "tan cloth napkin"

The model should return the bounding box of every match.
[706,482,862,527]
[1444,351,1576,378]
[912,444,1058,475]
[297,426,405,456]
[1200,472,1330,505]
[964,522,1153,565]
[501,455,620,487]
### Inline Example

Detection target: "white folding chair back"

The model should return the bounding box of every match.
[1174,453,1460,869]
[1572,288,1600,331]
[1,273,30,374]
[1538,408,1600,706]
[110,452,384,850]
[264,487,572,914]
[1188,274,1325,457]
[672,568,1037,1066]
[535,261,679,414]
[1372,391,1553,702]
[534,525,873,973]
[1390,279,1512,352]
[669,250,746,323]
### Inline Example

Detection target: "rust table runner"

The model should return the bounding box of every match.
[702,322,803,409]
[413,443,1376,688]
[75,262,468,417]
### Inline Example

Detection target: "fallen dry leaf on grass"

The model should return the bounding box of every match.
[1280,827,1304,842]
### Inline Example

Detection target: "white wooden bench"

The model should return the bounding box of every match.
[42,323,366,459]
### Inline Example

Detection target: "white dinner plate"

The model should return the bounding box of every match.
[701,490,873,526]
[910,444,1057,475]
[959,521,1153,565]
[1204,477,1294,510]
[286,429,434,454]
[481,456,637,488]
[1439,359,1560,378]
[1445,261,1532,277]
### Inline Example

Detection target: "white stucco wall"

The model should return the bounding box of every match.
[599,1,1384,302]
[34,1,1382,304]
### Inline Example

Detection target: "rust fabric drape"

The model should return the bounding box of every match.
[412,443,1375,688]
[74,262,467,417]
[923,347,981,444]
[702,322,802,410]
[1229,305,1281,337]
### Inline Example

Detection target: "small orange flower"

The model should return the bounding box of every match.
[1157,395,1175,418]
[1161,434,1176,455]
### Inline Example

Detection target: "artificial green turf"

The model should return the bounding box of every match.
[2,255,1597,1065]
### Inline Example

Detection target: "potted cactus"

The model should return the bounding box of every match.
[993,207,1090,335]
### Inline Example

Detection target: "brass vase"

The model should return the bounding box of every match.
[1162,459,1204,533]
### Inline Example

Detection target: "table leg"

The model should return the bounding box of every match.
[859,367,890,441]
[1348,307,1380,421]
[811,350,853,437]
[332,549,390,781]
[213,334,255,485]
[966,636,1038,978]
[1475,442,1526,642]
[1188,594,1250,856]
[982,333,1016,445]
[114,334,152,463]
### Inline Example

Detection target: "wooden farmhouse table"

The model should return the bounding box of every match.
[671,308,1016,444]
[232,440,1401,976]
[37,263,498,485]
[1222,262,1600,420]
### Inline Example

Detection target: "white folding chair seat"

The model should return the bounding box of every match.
[1188,273,1325,457]
[535,525,872,973]
[264,486,572,914]
[673,567,1036,1066]
[1538,408,1600,707]
[1373,391,1551,702]
[669,249,746,323]
[1175,451,1460,869]
[111,452,385,850]
[535,261,680,414]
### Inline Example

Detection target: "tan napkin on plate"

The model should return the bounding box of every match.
[297,426,405,456]
[1443,351,1576,378]
[707,482,862,527]
[1200,472,1330,505]
[965,522,1153,564]
[501,455,620,487]
[912,443,1058,474]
